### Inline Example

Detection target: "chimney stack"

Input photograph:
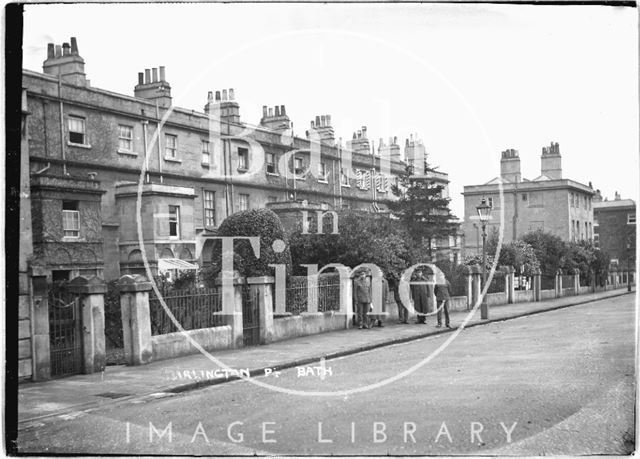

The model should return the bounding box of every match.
[43,37,87,86]
[500,148,522,183]
[70,37,79,55]
[307,114,335,145]
[134,65,172,108]
[259,103,291,133]
[204,88,240,124]
[540,141,562,179]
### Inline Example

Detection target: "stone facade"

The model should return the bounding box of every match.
[462,144,595,255]
[24,36,460,281]
[593,193,636,267]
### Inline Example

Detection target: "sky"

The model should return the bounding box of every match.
[22,3,639,217]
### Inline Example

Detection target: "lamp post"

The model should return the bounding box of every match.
[476,197,492,319]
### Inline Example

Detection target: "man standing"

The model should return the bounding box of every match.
[389,276,408,324]
[354,270,372,329]
[435,273,452,328]
[410,270,429,324]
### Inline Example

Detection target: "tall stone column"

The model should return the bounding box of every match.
[67,275,107,374]
[118,275,153,365]
[532,268,541,302]
[216,276,244,348]
[502,266,515,304]
[555,269,563,297]
[248,276,274,344]
[471,265,482,308]
[465,266,474,310]
[30,273,51,380]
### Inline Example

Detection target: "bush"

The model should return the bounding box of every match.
[289,210,414,279]
[205,208,292,279]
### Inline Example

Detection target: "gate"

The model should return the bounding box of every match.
[242,286,260,346]
[48,283,83,377]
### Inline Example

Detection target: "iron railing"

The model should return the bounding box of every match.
[285,275,342,315]
[149,286,225,335]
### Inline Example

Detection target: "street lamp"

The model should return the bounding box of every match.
[476,197,492,319]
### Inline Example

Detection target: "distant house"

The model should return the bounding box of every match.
[462,143,595,255]
[593,191,636,267]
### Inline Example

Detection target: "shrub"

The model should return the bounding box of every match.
[207,208,292,279]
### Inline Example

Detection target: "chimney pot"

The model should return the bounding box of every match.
[394,136,397,144]
[215,91,221,101]
[208,91,214,101]
[222,89,227,101]
[310,121,315,128]
[320,115,326,127]
[55,45,62,58]
[70,37,79,55]
[275,106,280,116]
[281,105,286,116]
[315,116,321,126]
[144,69,151,84]
[62,42,70,56]
[268,107,273,117]
[352,132,356,139]
[229,88,234,100]
[263,105,268,117]
[47,43,55,59]
[152,68,158,83]
[159,66,166,81]
[138,72,144,85]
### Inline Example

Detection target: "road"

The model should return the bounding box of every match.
[17,294,635,455]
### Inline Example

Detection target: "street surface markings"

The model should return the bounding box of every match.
[94,392,131,399]
[58,411,85,421]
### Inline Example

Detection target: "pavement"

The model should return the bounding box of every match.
[17,286,634,428]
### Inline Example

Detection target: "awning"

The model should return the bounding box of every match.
[158,258,198,272]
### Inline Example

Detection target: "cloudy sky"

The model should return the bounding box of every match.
[22,3,638,217]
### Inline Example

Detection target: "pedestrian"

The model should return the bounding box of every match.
[389,275,408,324]
[353,270,372,329]
[410,270,429,324]
[372,276,389,327]
[435,272,452,328]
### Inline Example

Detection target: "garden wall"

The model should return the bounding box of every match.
[270,312,349,343]
[152,325,233,361]
[514,290,534,303]
[540,289,556,300]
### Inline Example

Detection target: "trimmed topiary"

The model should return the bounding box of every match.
[216,208,292,278]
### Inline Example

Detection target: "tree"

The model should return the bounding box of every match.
[497,240,540,276]
[389,164,458,260]
[289,209,414,279]
[521,229,568,276]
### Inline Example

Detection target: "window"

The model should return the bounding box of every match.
[266,153,276,174]
[117,125,133,152]
[165,134,177,159]
[376,174,389,193]
[267,196,278,203]
[340,168,349,186]
[202,141,210,165]
[238,147,249,171]
[585,222,588,240]
[169,205,180,238]
[68,116,86,144]
[594,215,599,226]
[356,170,370,190]
[318,162,328,181]
[487,197,494,208]
[203,191,215,228]
[294,157,304,175]
[571,220,575,240]
[521,193,528,202]
[570,193,574,207]
[238,194,249,211]
[629,213,636,224]
[62,200,79,238]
